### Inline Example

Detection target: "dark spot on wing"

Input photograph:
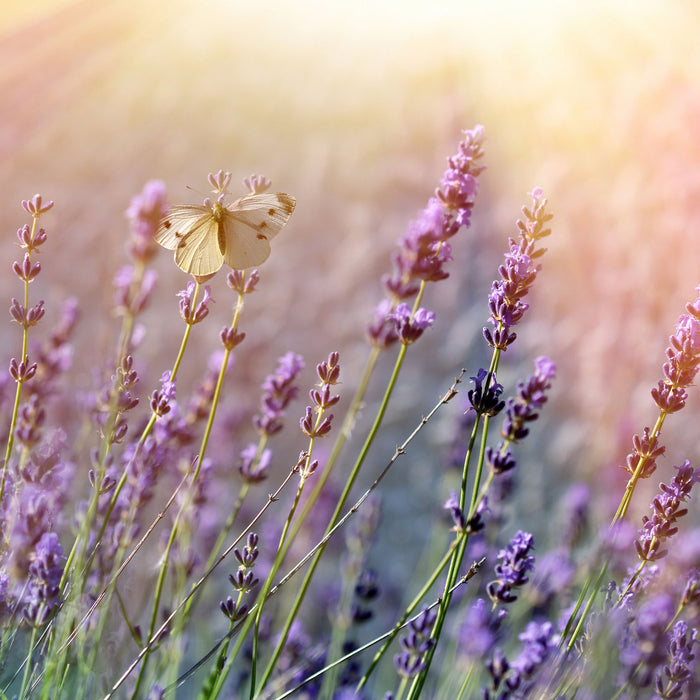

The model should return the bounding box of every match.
[277,194,296,215]
[268,208,276,215]
[164,221,172,229]
[256,233,266,240]
[259,221,268,229]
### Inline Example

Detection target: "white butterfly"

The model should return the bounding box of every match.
[155,184,296,276]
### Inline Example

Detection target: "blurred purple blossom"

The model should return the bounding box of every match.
[655,620,697,699]
[618,593,675,689]
[487,530,535,605]
[501,356,556,443]
[253,352,305,437]
[125,179,168,263]
[394,607,437,679]
[458,597,506,661]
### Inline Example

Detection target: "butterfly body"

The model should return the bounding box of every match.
[155,192,296,275]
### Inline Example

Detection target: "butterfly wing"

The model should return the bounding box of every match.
[173,214,224,276]
[220,193,296,269]
[155,205,209,250]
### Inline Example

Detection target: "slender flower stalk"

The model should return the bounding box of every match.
[407,188,552,700]
[614,288,700,524]
[2,195,53,508]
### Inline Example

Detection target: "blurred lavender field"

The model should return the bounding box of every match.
[2,0,700,671]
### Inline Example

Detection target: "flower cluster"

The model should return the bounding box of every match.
[483,188,551,350]
[483,621,556,699]
[367,126,485,348]
[487,530,535,605]
[178,282,214,325]
[635,460,700,563]
[254,352,305,437]
[655,620,697,699]
[300,351,340,442]
[394,607,437,679]
[500,356,556,443]
[652,290,700,414]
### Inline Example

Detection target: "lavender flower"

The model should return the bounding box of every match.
[300,352,340,442]
[467,368,505,417]
[635,461,700,563]
[655,620,697,699]
[238,443,272,483]
[651,292,700,414]
[394,607,437,679]
[487,531,535,605]
[253,352,305,437]
[482,622,555,699]
[622,427,666,480]
[618,594,675,689]
[178,282,214,325]
[21,194,54,218]
[125,179,168,263]
[114,265,158,317]
[501,356,556,443]
[367,126,485,345]
[483,188,551,350]
[457,597,506,661]
[23,531,64,625]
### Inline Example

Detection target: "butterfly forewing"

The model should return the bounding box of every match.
[155,205,209,250]
[221,193,296,269]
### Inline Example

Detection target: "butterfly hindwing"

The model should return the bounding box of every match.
[173,213,224,276]
[221,193,296,269]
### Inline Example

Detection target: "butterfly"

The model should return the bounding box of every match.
[155,190,296,276]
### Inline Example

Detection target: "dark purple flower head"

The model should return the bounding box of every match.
[501,357,555,443]
[635,460,700,563]
[253,352,305,437]
[485,444,516,475]
[468,368,505,417]
[487,530,535,605]
[125,180,168,263]
[394,607,437,679]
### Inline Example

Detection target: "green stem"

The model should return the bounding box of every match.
[257,342,409,691]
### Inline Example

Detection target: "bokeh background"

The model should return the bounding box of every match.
[2,0,700,686]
